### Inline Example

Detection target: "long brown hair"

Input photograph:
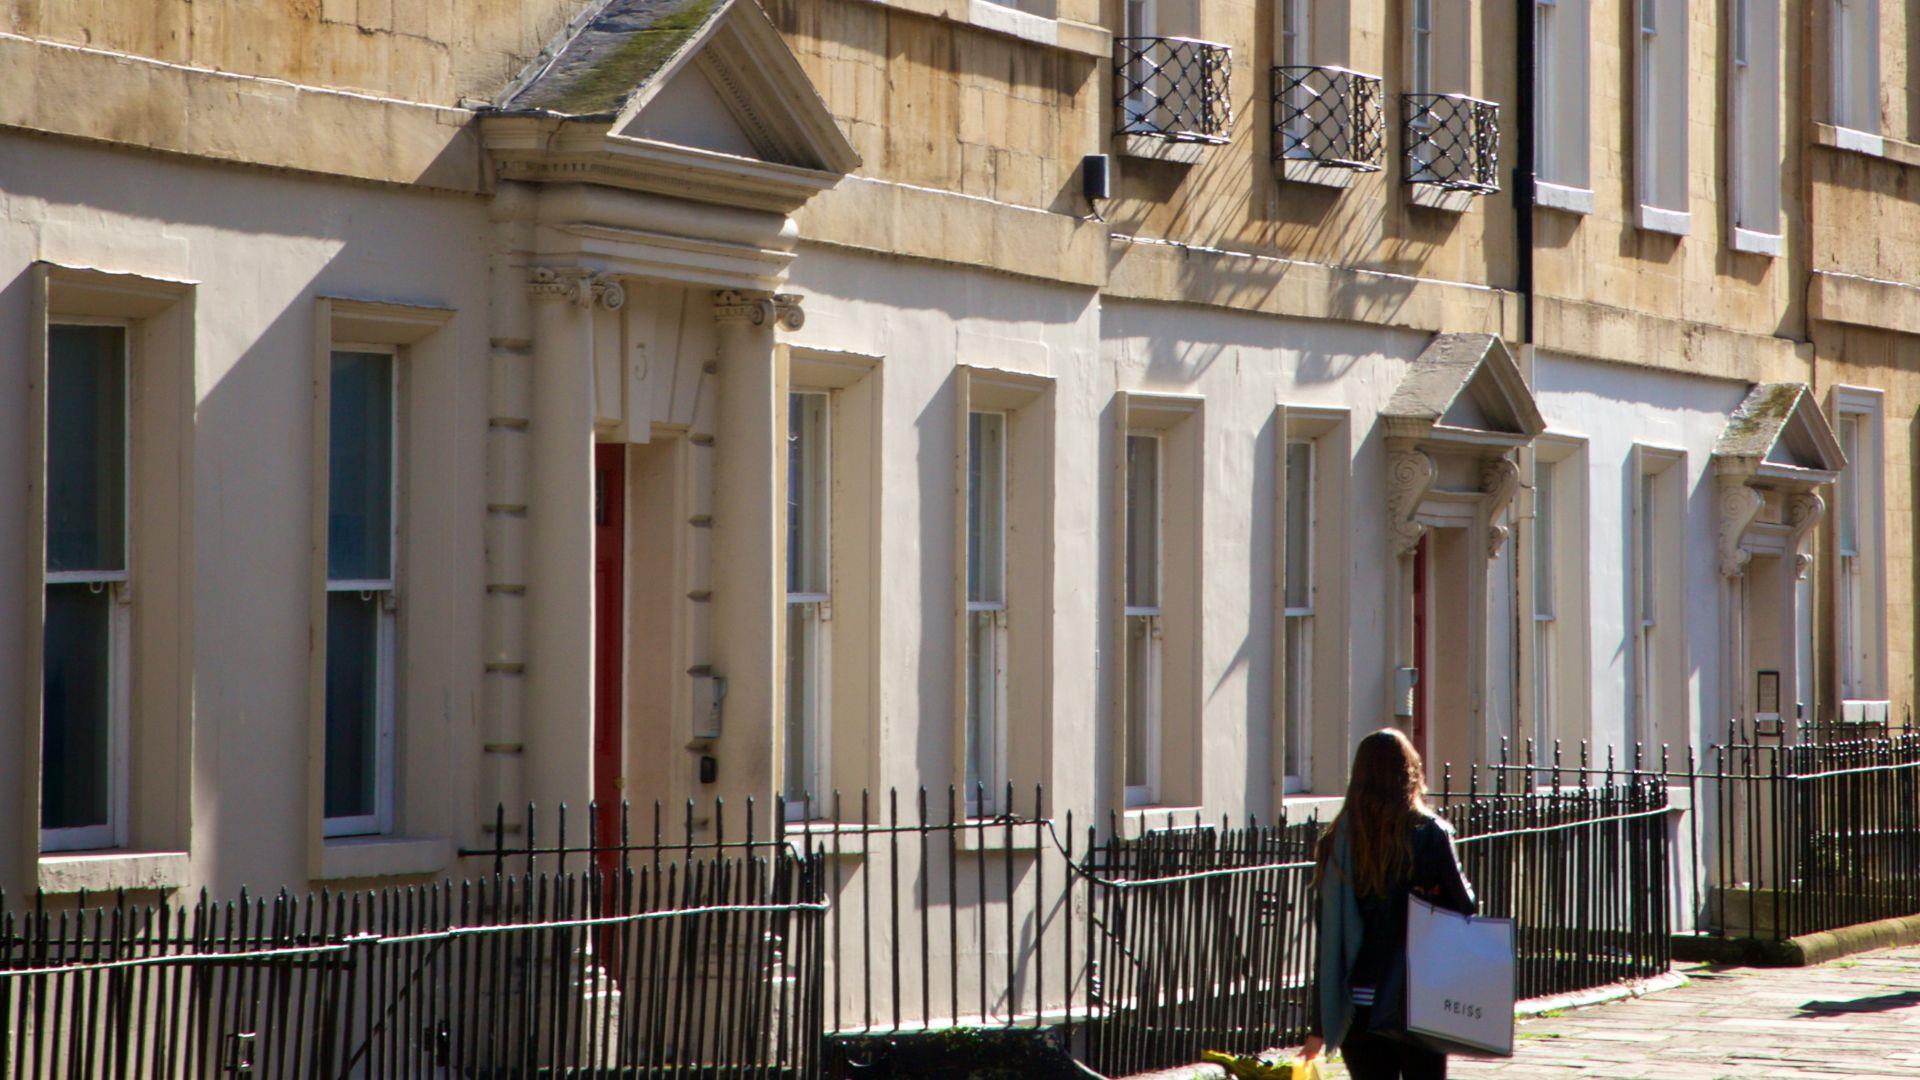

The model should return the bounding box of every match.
[1314,728,1432,896]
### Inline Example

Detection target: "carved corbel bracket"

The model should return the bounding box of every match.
[1388,448,1437,558]
[1786,491,1825,580]
[1481,455,1521,559]
[1716,477,1765,579]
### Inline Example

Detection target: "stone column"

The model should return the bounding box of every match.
[707,290,802,810]
[522,268,618,818]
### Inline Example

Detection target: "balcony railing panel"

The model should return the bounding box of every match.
[1402,91,1502,194]
[1115,36,1233,144]
[1273,65,1384,171]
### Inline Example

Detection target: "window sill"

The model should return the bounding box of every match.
[39,850,190,895]
[1407,185,1476,213]
[1636,204,1692,237]
[1117,134,1212,165]
[854,0,1109,57]
[1816,122,1889,160]
[317,835,450,881]
[1732,227,1783,257]
[1278,158,1359,189]
[1534,180,1593,215]
[1281,794,1344,822]
[1117,805,1209,839]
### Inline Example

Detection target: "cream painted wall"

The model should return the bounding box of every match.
[786,242,1439,823]
[0,132,492,898]
[1533,351,1753,757]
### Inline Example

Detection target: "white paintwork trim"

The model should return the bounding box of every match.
[1534,180,1594,214]
[1826,125,1887,158]
[1731,227,1783,257]
[1636,204,1692,236]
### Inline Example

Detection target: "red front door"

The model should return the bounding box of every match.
[1412,534,1430,756]
[593,444,626,879]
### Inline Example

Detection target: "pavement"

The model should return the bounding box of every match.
[1431,946,1920,1078]
[1130,945,1920,1079]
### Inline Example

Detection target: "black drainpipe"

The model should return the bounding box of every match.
[1514,0,1536,345]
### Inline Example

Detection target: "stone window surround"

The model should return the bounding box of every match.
[1829,385,1888,707]
[1523,434,1593,753]
[952,365,1055,819]
[307,297,456,883]
[25,264,195,896]
[1276,403,1350,804]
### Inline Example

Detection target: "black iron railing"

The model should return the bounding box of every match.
[1402,91,1501,194]
[1681,726,1920,941]
[1115,36,1233,143]
[1,773,1676,1077]
[1272,66,1384,171]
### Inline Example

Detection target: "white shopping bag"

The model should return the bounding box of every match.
[1404,894,1515,1057]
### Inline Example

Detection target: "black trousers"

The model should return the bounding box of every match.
[1341,1007,1447,1080]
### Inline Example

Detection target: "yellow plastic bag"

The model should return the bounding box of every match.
[1199,1050,1325,1079]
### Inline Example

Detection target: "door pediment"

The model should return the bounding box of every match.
[486,0,859,213]
[1713,382,1846,487]
[1384,333,1545,451]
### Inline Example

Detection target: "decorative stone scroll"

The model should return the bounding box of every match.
[713,289,806,330]
[1716,478,1765,579]
[1388,448,1437,557]
[528,267,625,309]
[1786,491,1825,580]
[1481,456,1521,559]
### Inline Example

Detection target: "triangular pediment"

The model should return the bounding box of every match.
[1385,333,1545,445]
[492,0,859,176]
[1715,383,1846,483]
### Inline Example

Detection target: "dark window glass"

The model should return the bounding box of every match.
[324,591,381,823]
[46,325,126,573]
[42,584,112,832]
[328,351,393,582]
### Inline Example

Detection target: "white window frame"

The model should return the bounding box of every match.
[1634,0,1690,233]
[1412,0,1433,96]
[1532,454,1558,756]
[1123,431,1164,808]
[1122,0,1161,132]
[40,317,134,854]
[965,410,1010,816]
[1833,388,1887,705]
[1630,447,1684,755]
[1532,0,1593,210]
[322,343,400,840]
[1830,0,1880,137]
[784,390,834,818]
[1728,0,1783,254]
[1281,437,1316,795]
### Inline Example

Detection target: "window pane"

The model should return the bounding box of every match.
[968,413,1007,604]
[46,325,127,574]
[1283,614,1311,781]
[784,603,817,803]
[1534,461,1556,618]
[1284,442,1313,610]
[787,393,830,595]
[324,591,381,823]
[1639,472,1657,622]
[966,611,999,802]
[328,351,393,582]
[1125,435,1160,608]
[1838,416,1860,555]
[1125,615,1154,790]
[42,583,113,832]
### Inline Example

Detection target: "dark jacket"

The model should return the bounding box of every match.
[1311,813,1477,1049]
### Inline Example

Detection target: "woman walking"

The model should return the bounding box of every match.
[1300,728,1476,1080]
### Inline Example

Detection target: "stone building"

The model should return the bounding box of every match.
[0,0,1910,900]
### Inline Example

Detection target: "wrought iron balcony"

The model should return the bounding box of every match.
[1272,66,1384,171]
[1114,36,1233,144]
[1401,92,1501,194]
